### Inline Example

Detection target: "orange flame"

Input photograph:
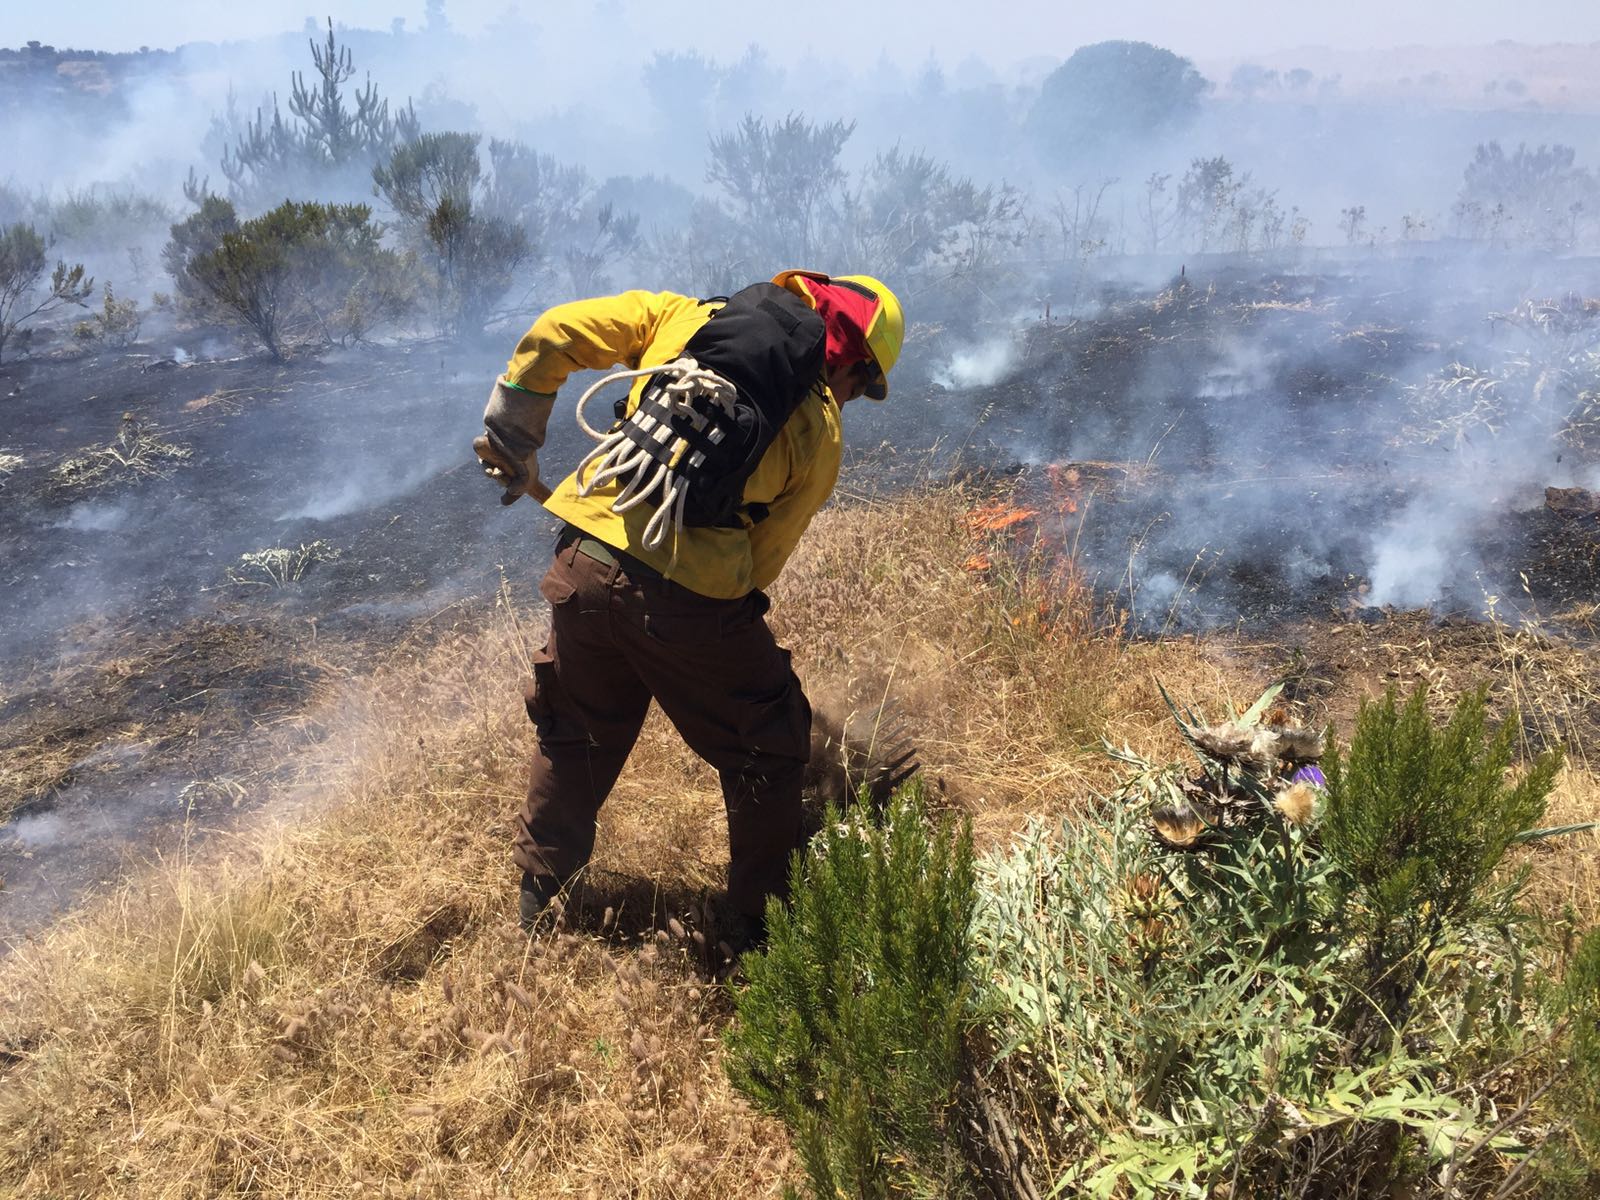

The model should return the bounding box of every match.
[1045,463,1082,514]
[964,503,1038,533]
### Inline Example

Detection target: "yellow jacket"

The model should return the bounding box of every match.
[504,282,842,598]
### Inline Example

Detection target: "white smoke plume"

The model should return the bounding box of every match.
[934,336,1021,390]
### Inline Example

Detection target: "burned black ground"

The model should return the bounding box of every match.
[948,256,1600,627]
[0,334,577,936]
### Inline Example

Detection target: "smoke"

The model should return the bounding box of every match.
[1282,545,1333,592]
[1129,569,1184,628]
[1366,493,1484,610]
[5,21,1595,641]
[55,501,132,532]
[964,246,1600,626]
[5,16,1600,943]
[933,336,1021,389]
[332,579,472,621]
[276,446,459,522]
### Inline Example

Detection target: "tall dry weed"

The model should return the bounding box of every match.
[773,482,1228,838]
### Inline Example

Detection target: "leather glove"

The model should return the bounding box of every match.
[474,378,556,506]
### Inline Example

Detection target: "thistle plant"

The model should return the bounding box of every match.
[973,682,1575,1198]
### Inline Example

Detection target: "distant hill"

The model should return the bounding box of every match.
[1198,41,1600,113]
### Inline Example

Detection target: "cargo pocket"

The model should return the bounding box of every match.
[643,594,742,646]
[735,662,813,766]
[539,573,577,610]
[524,570,577,728]
[523,650,560,731]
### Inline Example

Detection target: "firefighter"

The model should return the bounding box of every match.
[473,270,904,957]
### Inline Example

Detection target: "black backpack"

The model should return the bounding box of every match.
[609,282,826,528]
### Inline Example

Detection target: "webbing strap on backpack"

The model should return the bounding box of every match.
[570,283,826,560]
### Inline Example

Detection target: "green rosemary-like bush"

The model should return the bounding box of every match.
[1322,685,1562,1043]
[1540,927,1600,1196]
[724,782,976,1199]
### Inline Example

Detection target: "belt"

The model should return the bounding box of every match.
[558,524,664,581]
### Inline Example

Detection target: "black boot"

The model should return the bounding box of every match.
[716,911,768,975]
[519,872,552,933]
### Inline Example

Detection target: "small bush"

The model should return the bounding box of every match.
[974,683,1569,1198]
[1540,927,1600,1195]
[725,783,976,1199]
[176,199,413,358]
[0,221,93,363]
[72,281,142,347]
[422,195,527,337]
[162,192,241,322]
[707,112,854,265]
[373,131,533,336]
[1322,684,1562,1047]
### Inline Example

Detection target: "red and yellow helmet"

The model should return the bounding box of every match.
[772,270,904,400]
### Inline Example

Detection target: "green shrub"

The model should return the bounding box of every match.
[373,132,532,336]
[1322,685,1562,1047]
[0,221,93,363]
[1540,927,1600,1195]
[72,282,141,347]
[725,783,976,1199]
[421,196,527,338]
[176,199,412,358]
[162,193,241,322]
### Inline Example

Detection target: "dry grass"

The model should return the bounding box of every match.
[0,602,791,1197]
[4,482,1594,1195]
[770,482,1225,843]
[0,484,1224,1196]
[1522,765,1600,927]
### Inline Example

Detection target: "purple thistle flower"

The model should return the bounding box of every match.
[1290,763,1326,788]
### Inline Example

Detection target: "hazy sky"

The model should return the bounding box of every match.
[10,0,1600,65]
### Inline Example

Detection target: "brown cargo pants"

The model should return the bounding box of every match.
[512,534,811,919]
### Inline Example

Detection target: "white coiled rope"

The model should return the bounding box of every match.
[572,357,739,555]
